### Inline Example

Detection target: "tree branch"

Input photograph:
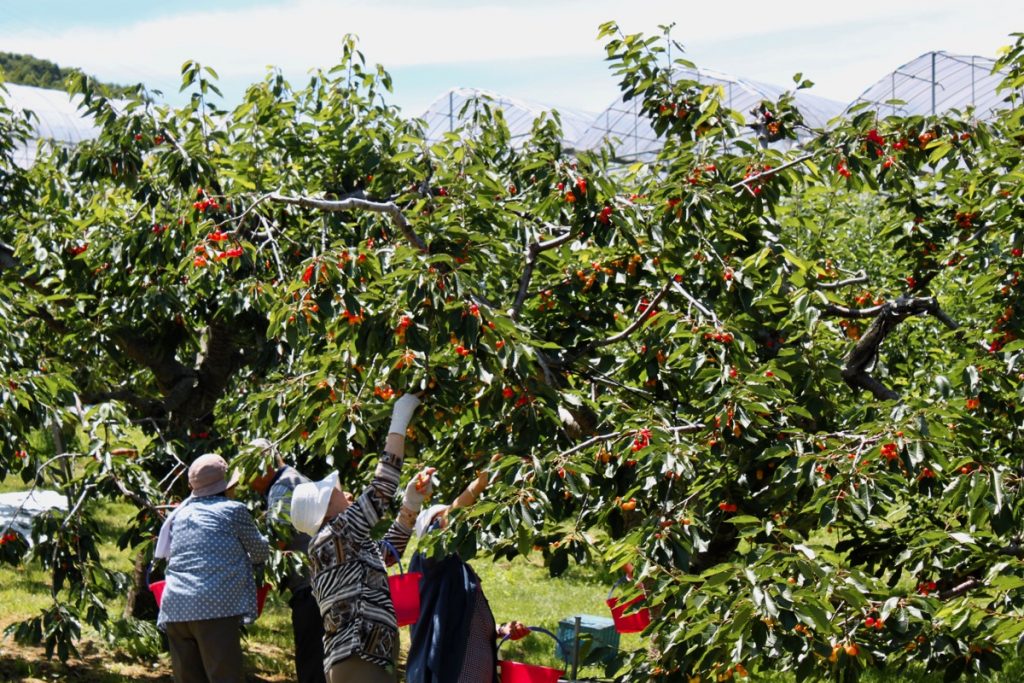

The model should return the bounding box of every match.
[268,192,428,253]
[82,388,165,416]
[0,240,16,272]
[590,280,673,349]
[821,303,886,319]
[730,153,814,190]
[841,296,960,401]
[535,349,557,387]
[61,484,97,530]
[254,213,287,282]
[511,230,574,319]
[818,271,869,290]
[558,424,704,459]
[110,473,162,516]
[999,541,1024,558]
[111,328,194,400]
[196,320,241,400]
[939,577,980,600]
[212,192,273,229]
[569,364,655,402]
[672,280,718,324]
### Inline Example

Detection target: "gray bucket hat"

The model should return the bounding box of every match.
[188,453,240,497]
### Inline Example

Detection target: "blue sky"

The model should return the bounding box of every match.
[2,0,1022,116]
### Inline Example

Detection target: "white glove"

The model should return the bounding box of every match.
[402,466,436,512]
[389,392,422,435]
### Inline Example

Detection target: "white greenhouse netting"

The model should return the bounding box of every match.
[849,51,1010,121]
[4,51,1012,168]
[418,87,595,149]
[0,489,68,546]
[3,82,101,166]
[574,66,846,162]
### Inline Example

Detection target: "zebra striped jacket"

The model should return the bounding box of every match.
[307,450,412,673]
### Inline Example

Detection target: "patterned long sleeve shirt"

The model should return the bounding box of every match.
[307,450,413,673]
[157,495,270,630]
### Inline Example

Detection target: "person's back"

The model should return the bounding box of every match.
[266,465,314,590]
[290,393,427,683]
[159,496,264,629]
[156,452,268,683]
[254,458,326,683]
[407,552,497,683]
[406,473,526,683]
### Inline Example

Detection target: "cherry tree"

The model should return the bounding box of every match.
[1,28,1023,680]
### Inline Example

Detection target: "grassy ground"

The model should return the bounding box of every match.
[3,471,1024,682]
[0,474,290,682]
[0,472,624,681]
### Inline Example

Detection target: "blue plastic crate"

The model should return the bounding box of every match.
[555,614,619,665]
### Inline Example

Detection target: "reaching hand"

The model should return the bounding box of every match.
[498,621,529,641]
[388,392,422,436]
[402,466,436,512]
[467,470,490,498]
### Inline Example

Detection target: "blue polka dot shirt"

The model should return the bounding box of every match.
[157,495,269,630]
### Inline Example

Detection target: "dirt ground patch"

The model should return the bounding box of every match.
[0,617,291,683]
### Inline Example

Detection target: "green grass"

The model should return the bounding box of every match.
[0,474,74,620]
[472,555,641,676]
[5,469,1024,682]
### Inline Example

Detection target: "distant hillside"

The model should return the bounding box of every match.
[0,52,131,96]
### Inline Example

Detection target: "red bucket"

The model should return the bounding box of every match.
[389,571,423,627]
[149,579,166,606]
[382,541,421,627]
[499,660,563,683]
[607,579,651,634]
[498,626,565,683]
[256,583,271,617]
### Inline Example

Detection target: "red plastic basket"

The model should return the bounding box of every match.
[500,660,563,683]
[606,578,651,634]
[256,583,271,617]
[382,541,422,627]
[498,626,565,683]
[149,579,166,606]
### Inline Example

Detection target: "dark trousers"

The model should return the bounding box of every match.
[166,616,244,683]
[291,586,328,683]
[328,657,395,683]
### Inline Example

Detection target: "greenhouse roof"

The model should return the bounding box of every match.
[574,66,847,162]
[849,51,1009,121]
[4,51,1012,168]
[3,82,101,167]
[417,87,595,148]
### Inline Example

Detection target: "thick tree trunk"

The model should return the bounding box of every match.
[126,549,159,620]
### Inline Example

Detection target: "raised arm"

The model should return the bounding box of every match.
[343,393,422,542]
[450,470,489,511]
[380,466,435,564]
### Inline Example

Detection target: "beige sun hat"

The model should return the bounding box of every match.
[188,453,240,497]
[290,471,339,536]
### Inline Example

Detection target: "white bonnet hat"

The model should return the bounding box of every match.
[290,471,339,536]
[414,503,450,539]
